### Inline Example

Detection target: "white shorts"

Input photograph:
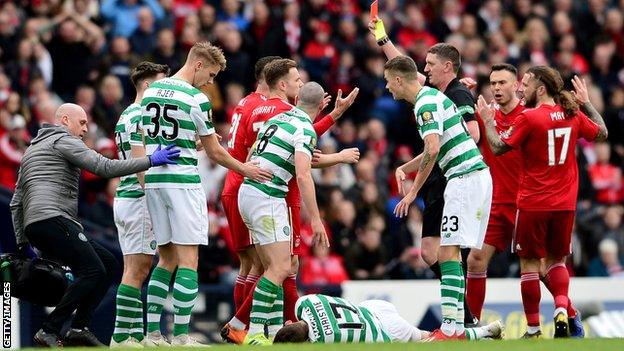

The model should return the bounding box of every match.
[358,300,422,342]
[145,187,208,245]
[113,197,157,255]
[441,168,492,249]
[238,184,291,246]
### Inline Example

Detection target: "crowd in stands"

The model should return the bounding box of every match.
[1,0,624,291]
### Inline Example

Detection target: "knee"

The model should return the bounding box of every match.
[421,244,438,265]
[467,251,486,272]
[269,263,291,282]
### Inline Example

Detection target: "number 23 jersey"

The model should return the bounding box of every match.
[140,77,215,189]
[295,294,390,343]
[501,104,599,210]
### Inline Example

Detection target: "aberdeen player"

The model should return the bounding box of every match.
[480,68,607,338]
[222,58,359,343]
[466,64,523,321]
[222,56,280,316]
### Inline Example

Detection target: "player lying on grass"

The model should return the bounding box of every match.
[273,294,504,343]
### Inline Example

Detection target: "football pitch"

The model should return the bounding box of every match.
[21,338,624,351]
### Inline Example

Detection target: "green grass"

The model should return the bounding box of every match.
[20,338,624,351]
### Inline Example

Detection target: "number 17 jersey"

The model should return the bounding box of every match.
[295,294,390,343]
[140,77,215,189]
[501,104,599,210]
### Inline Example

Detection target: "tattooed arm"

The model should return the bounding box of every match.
[571,75,609,141]
[477,95,511,155]
[393,134,440,217]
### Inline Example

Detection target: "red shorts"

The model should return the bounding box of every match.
[288,205,302,256]
[222,194,252,251]
[484,204,516,252]
[513,210,575,259]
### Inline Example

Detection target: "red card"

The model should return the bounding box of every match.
[370,0,378,21]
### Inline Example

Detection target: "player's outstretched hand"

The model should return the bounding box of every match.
[477,95,495,125]
[393,192,416,218]
[311,218,330,248]
[395,167,407,196]
[367,16,387,41]
[571,75,589,105]
[330,88,359,120]
[312,149,322,164]
[459,77,477,90]
[242,160,273,182]
[320,93,331,111]
[150,144,181,166]
[339,147,360,164]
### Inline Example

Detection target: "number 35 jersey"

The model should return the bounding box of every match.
[501,104,600,210]
[295,294,390,343]
[244,107,317,198]
[140,77,215,189]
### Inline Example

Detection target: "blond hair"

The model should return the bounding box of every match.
[188,41,227,71]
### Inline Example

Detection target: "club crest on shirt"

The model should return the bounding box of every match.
[422,111,434,124]
[500,126,514,139]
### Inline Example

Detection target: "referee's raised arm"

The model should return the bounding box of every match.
[9,103,179,347]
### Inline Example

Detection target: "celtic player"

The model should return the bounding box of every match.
[238,81,330,345]
[110,62,170,347]
[274,294,504,343]
[139,42,272,346]
[387,56,492,341]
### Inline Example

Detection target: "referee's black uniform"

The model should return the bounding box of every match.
[420,77,477,324]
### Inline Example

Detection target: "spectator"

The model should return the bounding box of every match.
[344,224,388,280]
[330,199,357,256]
[589,142,623,204]
[0,114,29,189]
[100,0,164,38]
[299,244,349,290]
[47,17,101,101]
[150,28,183,73]
[219,29,252,90]
[587,239,624,277]
[217,0,249,32]
[93,75,125,135]
[5,39,44,95]
[129,7,158,57]
[99,37,139,102]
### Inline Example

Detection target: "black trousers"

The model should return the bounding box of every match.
[24,216,119,335]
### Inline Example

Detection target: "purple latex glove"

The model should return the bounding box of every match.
[149,144,181,166]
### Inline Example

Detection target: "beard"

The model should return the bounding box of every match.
[524,90,537,108]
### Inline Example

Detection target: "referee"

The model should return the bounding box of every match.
[10,103,180,347]
[369,19,479,326]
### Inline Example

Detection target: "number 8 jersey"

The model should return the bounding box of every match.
[244,107,317,198]
[140,77,215,189]
[295,294,390,343]
[501,104,600,210]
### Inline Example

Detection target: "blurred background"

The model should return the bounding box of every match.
[0,0,623,344]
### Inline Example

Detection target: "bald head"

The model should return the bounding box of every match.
[55,103,88,139]
[297,82,325,113]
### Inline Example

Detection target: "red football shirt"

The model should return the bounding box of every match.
[502,104,600,210]
[248,97,336,207]
[222,92,267,196]
[477,102,524,205]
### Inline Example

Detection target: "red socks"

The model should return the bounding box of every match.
[520,272,541,327]
[233,275,247,311]
[283,275,299,323]
[466,271,487,321]
[543,263,575,317]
